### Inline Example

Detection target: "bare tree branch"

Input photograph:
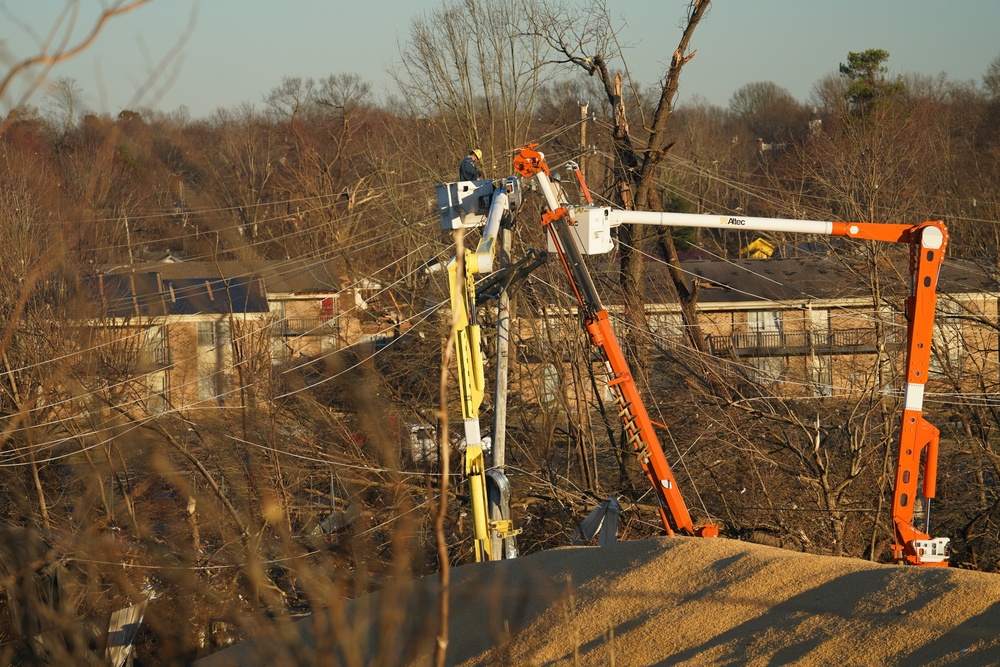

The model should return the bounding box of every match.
[0,0,151,132]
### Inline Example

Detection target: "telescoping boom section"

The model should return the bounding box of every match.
[514,146,718,539]
[513,144,950,565]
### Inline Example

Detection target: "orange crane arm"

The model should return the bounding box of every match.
[514,144,950,564]
[519,146,718,538]
[834,222,948,565]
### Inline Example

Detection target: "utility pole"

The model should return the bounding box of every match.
[579,101,589,175]
[492,220,512,471]
[489,213,518,560]
[123,214,134,264]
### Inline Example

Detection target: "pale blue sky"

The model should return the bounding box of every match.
[3,0,999,119]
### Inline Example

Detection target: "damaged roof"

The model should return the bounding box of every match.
[89,271,268,317]
[125,258,343,294]
[161,276,268,315]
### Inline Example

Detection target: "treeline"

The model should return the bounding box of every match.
[6,48,1000,267]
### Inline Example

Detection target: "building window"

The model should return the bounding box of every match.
[541,363,560,405]
[747,356,785,385]
[197,321,230,402]
[811,355,833,396]
[748,309,782,347]
[269,300,286,335]
[147,372,168,414]
[144,325,169,367]
[197,321,216,347]
[545,313,571,337]
[931,300,963,379]
[809,309,833,396]
[271,336,289,366]
[747,310,784,384]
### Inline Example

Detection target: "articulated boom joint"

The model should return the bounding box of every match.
[541,206,569,228]
[512,143,546,179]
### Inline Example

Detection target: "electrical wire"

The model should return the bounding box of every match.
[5,114,1000,541]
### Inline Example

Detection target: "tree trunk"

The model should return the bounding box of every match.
[567,2,713,379]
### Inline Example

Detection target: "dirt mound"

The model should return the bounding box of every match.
[196,537,1000,666]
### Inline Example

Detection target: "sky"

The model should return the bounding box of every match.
[2,0,999,120]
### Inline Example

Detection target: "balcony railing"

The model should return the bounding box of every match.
[706,327,900,357]
[274,318,339,336]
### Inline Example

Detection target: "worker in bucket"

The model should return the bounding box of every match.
[459,148,484,181]
[550,171,570,207]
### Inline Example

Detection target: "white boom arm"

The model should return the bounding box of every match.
[559,206,945,256]
[447,184,510,448]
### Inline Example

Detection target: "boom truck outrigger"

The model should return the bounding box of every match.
[512,144,950,566]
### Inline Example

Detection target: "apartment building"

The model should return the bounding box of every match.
[517,254,999,405]
[90,258,372,414]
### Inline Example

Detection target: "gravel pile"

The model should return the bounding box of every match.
[197,537,1000,666]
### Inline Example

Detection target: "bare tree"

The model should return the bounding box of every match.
[42,76,85,142]
[316,73,372,119]
[200,104,279,250]
[534,0,714,381]
[393,0,552,174]
[985,53,1000,99]
[263,75,316,123]
[0,1,150,132]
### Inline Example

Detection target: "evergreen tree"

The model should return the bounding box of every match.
[839,48,905,114]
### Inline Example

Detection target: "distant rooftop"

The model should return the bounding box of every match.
[591,255,999,307]
[112,258,344,295]
[87,272,268,317]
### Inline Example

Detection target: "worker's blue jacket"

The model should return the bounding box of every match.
[459,156,483,181]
